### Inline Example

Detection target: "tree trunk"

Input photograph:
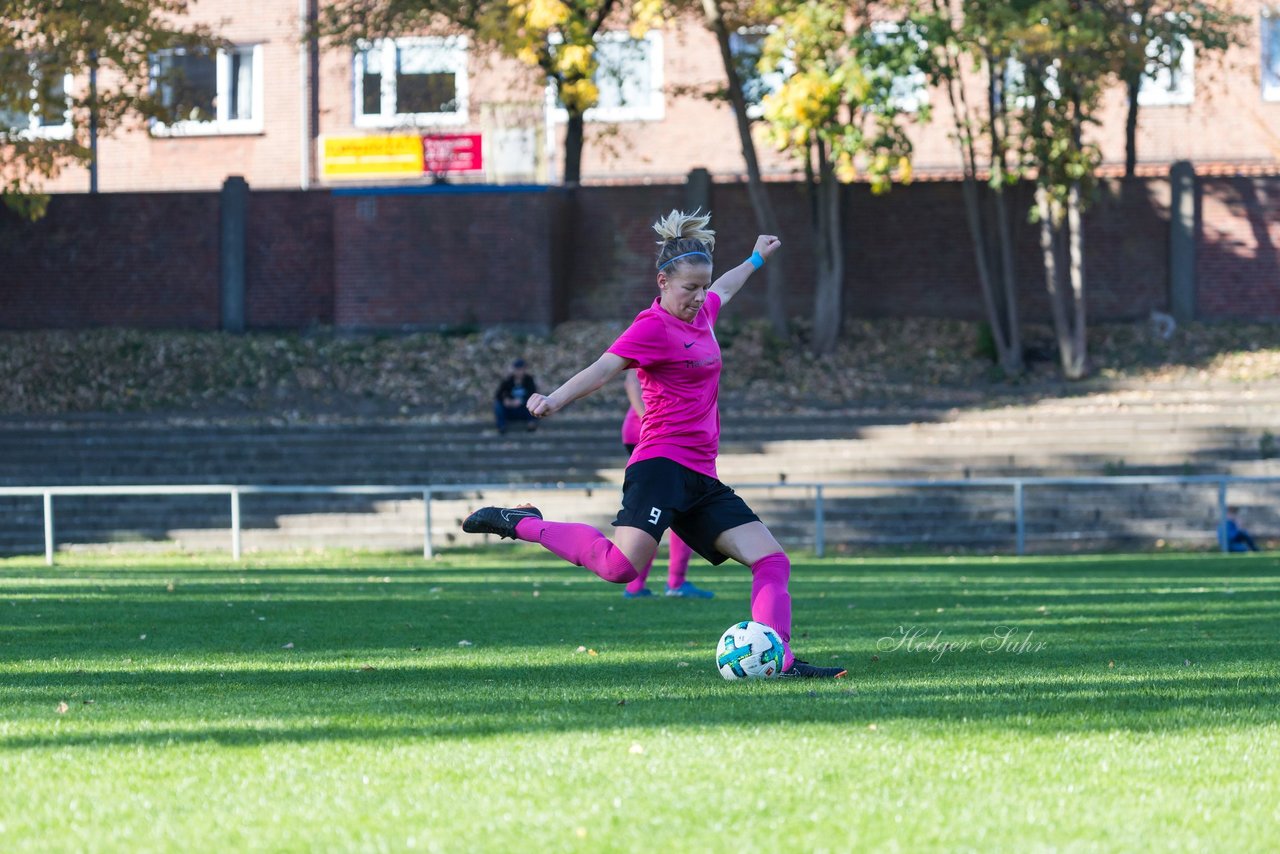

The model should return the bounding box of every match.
[1037,186,1071,373]
[959,176,1010,358]
[987,57,1023,374]
[563,111,584,186]
[701,0,787,336]
[940,38,1022,376]
[1124,72,1141,178]
[810,140,844,356]
[1037,185,1088,380]
[992,183,1022,368]
[1064,181,1088,378]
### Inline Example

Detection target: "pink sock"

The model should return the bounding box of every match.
[666,533,692,589]
[515,518,638,584]
[626,551,655,595]
[750,552,793,670]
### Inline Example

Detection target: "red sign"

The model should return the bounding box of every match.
[421,134,483,173]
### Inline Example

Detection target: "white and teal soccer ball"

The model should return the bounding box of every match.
[716,620,784,680]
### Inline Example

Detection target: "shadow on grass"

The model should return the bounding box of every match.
[1,660,1277,752]
[2,558,1278,748]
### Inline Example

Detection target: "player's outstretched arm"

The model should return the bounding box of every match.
[528,352,629,418]
[710,234,781,307]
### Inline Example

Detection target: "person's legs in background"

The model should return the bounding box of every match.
[495,403,536,434]
[664,533,713,598]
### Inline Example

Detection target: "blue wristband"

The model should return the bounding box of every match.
[748,251,764,270]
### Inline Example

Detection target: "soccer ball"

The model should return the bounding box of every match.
[716,620,785,680]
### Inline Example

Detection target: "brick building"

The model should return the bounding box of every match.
[21,0,1280,193]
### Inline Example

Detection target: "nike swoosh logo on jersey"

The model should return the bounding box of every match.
[683,341,695,348]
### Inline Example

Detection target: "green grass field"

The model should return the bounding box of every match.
[2,549,1278,852]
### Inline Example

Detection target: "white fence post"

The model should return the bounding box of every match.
[230,488,242,561]
[1217,480,1228,553]
[814,484,825,558]
[43,491,54,566]
[423,489,434,559]
[1015,481,1026,556]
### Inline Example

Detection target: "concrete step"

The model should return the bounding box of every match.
[5,384,1280,555]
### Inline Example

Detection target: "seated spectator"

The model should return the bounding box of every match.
[494,358,538,434]
[1218,505,1260,552]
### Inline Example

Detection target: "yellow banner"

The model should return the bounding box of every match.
[321,135,424,179]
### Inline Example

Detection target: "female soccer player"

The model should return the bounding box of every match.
[620,368,714,600]
[463,209,845,678]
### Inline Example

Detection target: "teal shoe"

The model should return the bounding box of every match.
[665,581,714,599]
[623,588,654,599]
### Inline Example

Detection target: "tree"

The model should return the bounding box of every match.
[319,0,664,186]
[698,0,788,335]
[757,0,924,355]
[1110,0,1244,178]
[0,0,216,218]
[1012,0,1112,380]
[914,0,1026,376]
[914,0,1240,379]
[482,0,646,185]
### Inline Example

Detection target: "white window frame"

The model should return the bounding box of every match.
[0,64,73,141]
[1138,28,1195,107]
[550,30,665,123]
[729,26,793,120]
[869,22,930,114]
[1263,9,1280,102]
[150,44,265,137]
[353,36,469,128]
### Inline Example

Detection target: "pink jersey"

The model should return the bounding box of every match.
[607,291,723,478]
[621,405,642,445]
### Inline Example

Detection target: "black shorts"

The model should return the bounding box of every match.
[613,457,760,565]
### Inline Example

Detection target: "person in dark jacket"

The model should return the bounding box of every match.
[494,358,538,434]
[1219,505,1260,552]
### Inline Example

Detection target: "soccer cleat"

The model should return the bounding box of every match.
[622,588,654,599]
[780,658,847,679]
[461,505,543,540]
[665,581,715,599]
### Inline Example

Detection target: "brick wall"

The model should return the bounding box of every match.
[564,178,1176,325]
[332,187,567,330]
[2,175,1276,332]
[0,193,220,329]
[247,191,334,328]
[1197,178,1280,319]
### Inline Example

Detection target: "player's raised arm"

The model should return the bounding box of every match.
[709,234,781,307]
[527,351,629,418]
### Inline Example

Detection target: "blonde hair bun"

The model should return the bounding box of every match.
[652,208,716,250]
[652,209,715,271]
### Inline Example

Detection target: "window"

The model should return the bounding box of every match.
[552,31,664,122]
[0,60,72,140]
[1138,32,1195,106]
[869,22,930,114]
[1263,10,1280,101]
[354,37,468,127]
[1002,55,1061,111]
[728,27,792,119]
[151,45,263,135]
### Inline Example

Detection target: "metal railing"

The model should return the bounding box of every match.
[3,474,1277,565]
